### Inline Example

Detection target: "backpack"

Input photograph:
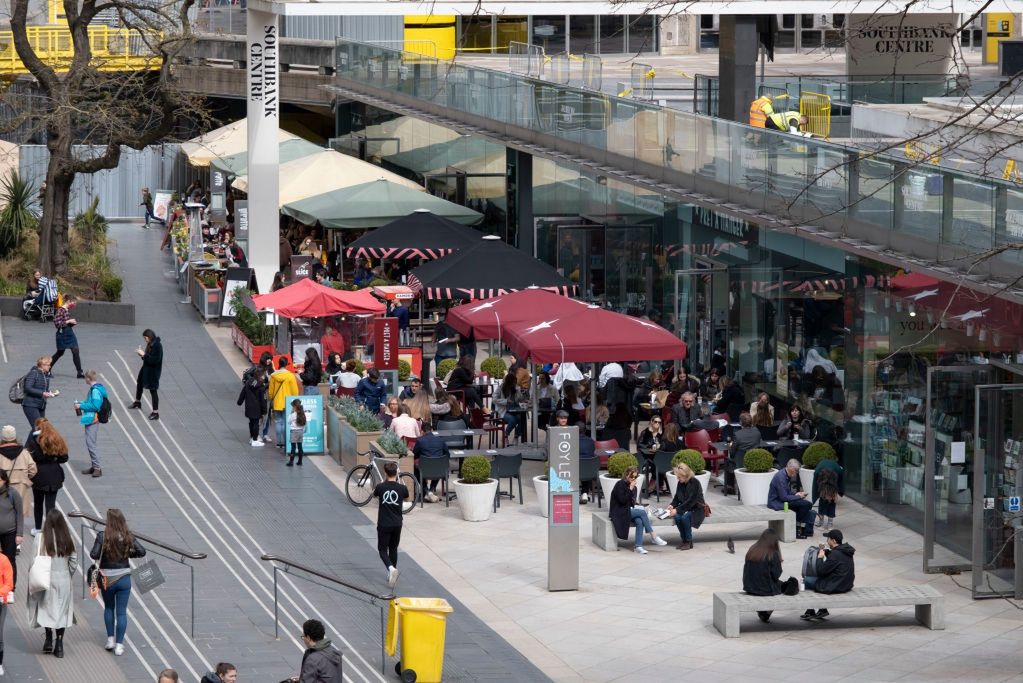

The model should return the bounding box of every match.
[8,375,26,404]
[97,394,112,424]
[817,467,839,503]
[801,545,819,579]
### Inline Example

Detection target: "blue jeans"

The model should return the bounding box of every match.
[101,575,133,643]
[804,576,817,589]
[630,508,653,547]
[273,410,286,446]
[303,386,319,396]
[261,411,272,438]
[674,510,694,543]
[502,411,519,437]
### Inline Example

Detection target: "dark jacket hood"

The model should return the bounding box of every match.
[0,443,23,458]
[833,542,855,557]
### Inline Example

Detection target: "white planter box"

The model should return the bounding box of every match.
[452,479,499,521]
[799,467,815,498]
[534,476,549,518]
[735,468,777,506]
[666,471,711,499]
[599,473,644,506]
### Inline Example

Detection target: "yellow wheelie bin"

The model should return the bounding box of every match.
[386,597,454,682]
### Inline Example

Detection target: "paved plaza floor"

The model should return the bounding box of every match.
[3,222,1022,682]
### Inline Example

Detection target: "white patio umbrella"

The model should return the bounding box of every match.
[181,119,298,167]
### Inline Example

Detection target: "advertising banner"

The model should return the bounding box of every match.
[374,317,399,370]
[286,394,324,454]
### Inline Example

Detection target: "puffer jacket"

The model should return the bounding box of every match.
[300,638,343,682]
[22,366,49,409]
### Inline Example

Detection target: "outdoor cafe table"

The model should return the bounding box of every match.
[429,427,485,448]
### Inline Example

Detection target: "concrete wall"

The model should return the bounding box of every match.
[0,297,135,325]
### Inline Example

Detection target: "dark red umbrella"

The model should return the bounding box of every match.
[503,305,687,364]
[251,278,385,318]
[446,288,589,340]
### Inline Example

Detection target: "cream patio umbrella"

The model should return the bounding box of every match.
[231,149,423,206]
[181,119,298,167]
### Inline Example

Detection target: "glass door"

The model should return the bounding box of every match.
[674,265,727,376]
[556,226,604,303]
[973,384,1023,599]
[923,365,992,573]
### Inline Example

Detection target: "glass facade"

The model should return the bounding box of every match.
[455,15,657,54]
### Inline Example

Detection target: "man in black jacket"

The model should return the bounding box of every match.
[802,528,855,620]
[290,619,342,682]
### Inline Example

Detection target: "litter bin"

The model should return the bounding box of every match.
[386,597,454,683]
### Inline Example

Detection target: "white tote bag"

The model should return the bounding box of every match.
[28,541,52,594]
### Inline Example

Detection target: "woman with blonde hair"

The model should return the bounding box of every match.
[28,509,76,657]
[27,418,67,536]
[402,390,434,426]
[667,462,706,551]
[89,508,146,656]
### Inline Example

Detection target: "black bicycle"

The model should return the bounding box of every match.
[344,452,420,514]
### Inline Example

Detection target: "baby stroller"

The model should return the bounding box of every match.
[22,276,57,322]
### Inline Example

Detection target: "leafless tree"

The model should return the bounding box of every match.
[8,0,210,274]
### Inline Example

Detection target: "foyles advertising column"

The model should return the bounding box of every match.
[548,426,579,591]
[246,9,280,293]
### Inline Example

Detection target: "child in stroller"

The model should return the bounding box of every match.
[22,274,57,322]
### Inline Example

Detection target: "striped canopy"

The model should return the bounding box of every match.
[344,209,481,261]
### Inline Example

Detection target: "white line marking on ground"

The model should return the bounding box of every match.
[0,313,8,363]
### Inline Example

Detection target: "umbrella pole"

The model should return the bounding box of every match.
[531,355,538,447]
[591,362,599,442]
[418,293,427,388]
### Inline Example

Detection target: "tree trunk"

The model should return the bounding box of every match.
[38,126,73,275]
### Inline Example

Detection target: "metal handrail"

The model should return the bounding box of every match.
[68,510,207,560]
[260,554,394,673]
[68,509,206,637]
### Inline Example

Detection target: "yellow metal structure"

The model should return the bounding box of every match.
[799,91,831,139]
[0,0,161,76]
[1004,159,1022,184]
[984,13,1014,65]
[904,141,942,165]
[404,15,456,60]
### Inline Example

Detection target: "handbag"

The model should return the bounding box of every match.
[28,539,52,594]
[87,538,104,599]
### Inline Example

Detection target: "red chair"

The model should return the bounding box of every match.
[595,439,620,467]
[684,429,725,475]
[402,436,418,451]
[334,386,355,397]
[660,406,672,425]
[470,408,505,448]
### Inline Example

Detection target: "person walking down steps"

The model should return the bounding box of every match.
[129,330,162,421]
[287,399,306,467]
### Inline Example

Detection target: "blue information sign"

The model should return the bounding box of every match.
[286,394,324,454]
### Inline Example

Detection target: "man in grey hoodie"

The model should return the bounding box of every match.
[290,619,342,683]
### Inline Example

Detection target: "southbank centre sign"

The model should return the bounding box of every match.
[248,24,279,118]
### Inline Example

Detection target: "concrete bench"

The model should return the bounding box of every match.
[590,505,794,551]
[712,585,945,638]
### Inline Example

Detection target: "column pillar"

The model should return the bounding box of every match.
[246,8,280,293]
[515,149,534,255]
[718,15,758,123]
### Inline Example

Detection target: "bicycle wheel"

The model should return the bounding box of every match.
[398,473,420,515]
[345,465,375,507]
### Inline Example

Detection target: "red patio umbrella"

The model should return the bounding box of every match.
[503,305,687,364]
[251,278,385,318]
[446,288,590,341]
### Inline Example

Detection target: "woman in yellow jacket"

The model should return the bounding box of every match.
[268,358,299,449]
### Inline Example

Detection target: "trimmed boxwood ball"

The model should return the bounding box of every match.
[437,358,458,379]
[802,441,837,469]
[461,455,491,484]
[397,359,411,381]
[607,451,638,479]
[479,356,507,379]
[743,448,775,473]
[672,449,705,475]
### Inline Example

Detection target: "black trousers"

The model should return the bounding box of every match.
[135,374,159,411]
[51,346,82,374]
[377,526,401,569]
[0,531,15,590]
[33,489,58,530]
[247,418,260,440]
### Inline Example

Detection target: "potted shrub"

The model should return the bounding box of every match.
[371,430,409,458]
[479,356,507,380]
[436,358,458,382]
[800,441,837,495]
[335,400,383,470]
[533,460,550,518]
[230,289,275,362]
[599,451,642,505]
[397,359,412,381]
[192,268,223,320]
[665,449,710,498]
[453,455,499,522]
[735,448,777,506]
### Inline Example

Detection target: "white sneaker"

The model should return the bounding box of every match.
[113,643,124,656]
[425,492,439,503]
[387,567,400,588]
[815,516,823,527]
[634,546,648,554]
[251,439,265,447]
[105,637,115,650]
[262,435,273,443]
[0,663,5,675]
[30,528,39,537]
[652,537,668,546]
[5,592,12,604]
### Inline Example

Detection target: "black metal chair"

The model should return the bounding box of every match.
[436,417,471,449]
[652,450,675,502]
[579,457,603,508]
[416,455,451,508]
[490,452,523,510]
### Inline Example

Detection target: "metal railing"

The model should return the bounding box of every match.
[629,62,655,101]
[0,25,162,75]
[508,41,544,78]
[261,554,394,674]
[581,53,601,91]
[68,510,207,637]
[548,52,570,85]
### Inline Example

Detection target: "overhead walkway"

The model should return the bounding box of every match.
[0,25,161,75]
[327,39,1023,303]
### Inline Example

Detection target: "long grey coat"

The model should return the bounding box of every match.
[27,550,77,629]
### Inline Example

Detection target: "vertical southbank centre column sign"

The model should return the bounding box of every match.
[548,426,579,591]
[248,23,278,118]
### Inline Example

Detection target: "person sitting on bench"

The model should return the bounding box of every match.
[801,528,855,621]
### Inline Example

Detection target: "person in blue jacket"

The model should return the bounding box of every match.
[767,458,816,539]
[354,368,388,414]
[77,370,108,478]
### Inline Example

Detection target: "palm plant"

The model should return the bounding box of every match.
[0,171,38,258]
